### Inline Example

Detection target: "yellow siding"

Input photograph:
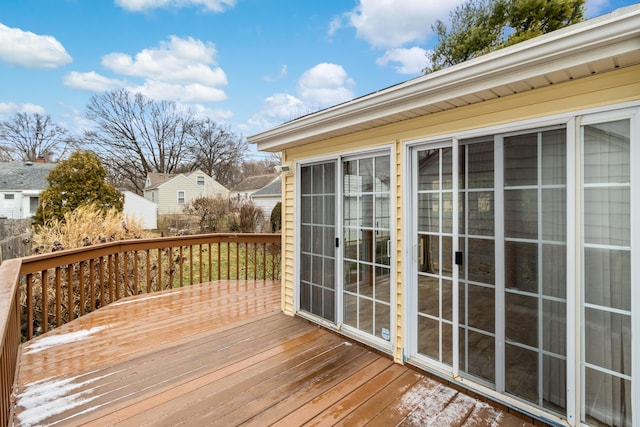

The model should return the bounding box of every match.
[278,65,640,360]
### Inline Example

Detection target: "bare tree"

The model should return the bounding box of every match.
[188,118,247,187]
[85,89,196,193]
[0,113,71,161]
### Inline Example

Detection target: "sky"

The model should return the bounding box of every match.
[0,0,637,159]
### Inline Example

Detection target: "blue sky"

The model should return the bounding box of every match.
[0,0,637,158]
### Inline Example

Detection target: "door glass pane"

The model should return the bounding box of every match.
[505,133,537,186]
[459,141,496,385]
[343,154,391,342]
[299,162,336,322]
[503,128,567,413]
[416,146,454,366]
[581,119,632,427]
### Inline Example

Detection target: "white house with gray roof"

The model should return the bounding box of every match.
[0,161,54,219]
[250,175,281,219]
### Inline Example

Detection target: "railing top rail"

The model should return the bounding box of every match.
[0,258,21,344]
[19,233,282,276]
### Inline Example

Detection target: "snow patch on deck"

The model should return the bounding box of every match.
[24,326,107,355]
[15,372,112,426]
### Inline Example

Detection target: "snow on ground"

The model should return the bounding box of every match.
[15,371,114,427]
[23,326,107,355]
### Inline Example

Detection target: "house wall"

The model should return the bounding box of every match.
[197,175,229,198]
[280,64,640,368]
[251,196,279,220]
[0,192,42,219]
[123,191,157,230]
[156,176,204,216]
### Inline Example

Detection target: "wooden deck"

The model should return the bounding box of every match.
[11,280,537,426]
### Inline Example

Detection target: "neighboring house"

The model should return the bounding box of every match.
[230,174,277,202]
[248,5,640,427]
[122,191,157,230]
[250,175,281,219]
[143,170,229,216]
[0,161,55,219]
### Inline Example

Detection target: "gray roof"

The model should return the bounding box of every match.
[232,174,278,193]
[0,161,55,191]
[251,176,281,198]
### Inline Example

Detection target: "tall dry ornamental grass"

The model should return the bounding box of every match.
[33,204,148,253]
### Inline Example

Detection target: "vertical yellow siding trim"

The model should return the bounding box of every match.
[394,139,405,364]
[281,150,296,316]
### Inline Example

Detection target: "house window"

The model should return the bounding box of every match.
[29,197,39,214]
[197,176,205,185]
[4,194,15,208]
[177,191,185,204]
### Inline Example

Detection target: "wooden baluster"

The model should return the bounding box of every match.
[188,245,192,286]
[108,255,114,304]
[146,249,151,294]
[67,264,74,322]
[244,243,248,280]
[208,243,212,282]
[115,252,121,299]
[177,247,182,287]
[263,243,267,280]
[157,248,163,291]
[54,267,62,327]
[79,261,85,316]
[40,270,49,333]
[26,274,33,339]
[133,251,139,295]
[217,242,221,280]
[122,251,128,297]
[99,257,105,309]
[198,244,203,285]
[253,243,257,280]
[169,248,174,289]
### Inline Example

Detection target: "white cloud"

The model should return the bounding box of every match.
[132,80,227,103]
[0,102,18,114]
[66,36,228,103]
[376,47,429,75]
[334,0,463,49]
[241,63,356,135]
[0,102,46,115]
[190,103,234,121]
[63,71,126,92]
[115,0,236,13]
[297,63,354,107]
[0,24,72,69]
[102,36,227,87]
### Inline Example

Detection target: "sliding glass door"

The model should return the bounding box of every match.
[298,152,392,344]
[411,126,568,416]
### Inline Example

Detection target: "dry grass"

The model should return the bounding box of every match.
[32,204,150,254]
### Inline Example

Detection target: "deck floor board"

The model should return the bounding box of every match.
[12,280,536,426]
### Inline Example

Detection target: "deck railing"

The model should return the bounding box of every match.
[0,233,281,427]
